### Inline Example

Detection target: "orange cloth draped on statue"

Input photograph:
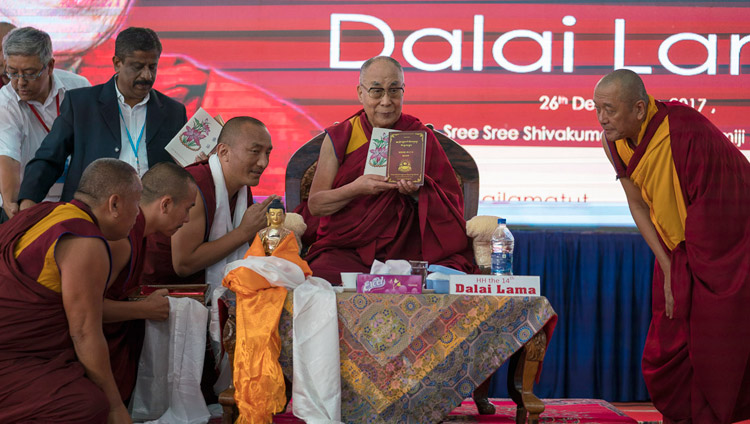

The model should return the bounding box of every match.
[222,233,311,424]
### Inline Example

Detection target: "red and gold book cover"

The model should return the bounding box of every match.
[386,131,427,186]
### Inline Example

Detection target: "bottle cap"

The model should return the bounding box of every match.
[498,218,507,224]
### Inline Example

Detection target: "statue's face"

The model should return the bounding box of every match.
[267,207,284,227]
[0,0,131,56]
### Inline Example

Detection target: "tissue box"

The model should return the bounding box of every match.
[356,274,423,294]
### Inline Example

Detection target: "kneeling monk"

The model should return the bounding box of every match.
[0,158,141,424]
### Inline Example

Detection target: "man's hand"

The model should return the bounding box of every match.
[19,199,36,211]
[107,403,132,424]
[239,195,279,239]
[193,152,209,163]
[2,202,18,220]
[353,175,396,196]
[664,266,674,319]
[142,289,170,321]
[395,179,419,196]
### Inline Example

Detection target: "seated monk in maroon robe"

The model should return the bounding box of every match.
[302,56,478,286]
[103,162,198,401]
[594,69,750,424]
[0,158,141,424]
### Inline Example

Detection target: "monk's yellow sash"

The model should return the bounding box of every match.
[344,115,369,155]
[614,96,687,250]
[14,203,94,293]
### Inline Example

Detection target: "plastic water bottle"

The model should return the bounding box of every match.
[491,218,515,275]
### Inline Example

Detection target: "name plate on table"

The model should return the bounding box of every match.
[357,274,423,294]
[449,275,540,296]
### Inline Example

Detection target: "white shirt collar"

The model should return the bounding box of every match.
[114,75,150,108]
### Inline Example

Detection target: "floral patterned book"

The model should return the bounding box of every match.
[363,127,399,176]
[165,107,222,166]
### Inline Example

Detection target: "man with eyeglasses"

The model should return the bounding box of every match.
[16,27,186,213]
[303,56,477,285]
[0,26,90,221]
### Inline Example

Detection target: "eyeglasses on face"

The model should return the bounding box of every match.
[5,65,48,81]
[361,84,405,99]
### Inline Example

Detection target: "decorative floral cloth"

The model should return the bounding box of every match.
[278,294,557,424]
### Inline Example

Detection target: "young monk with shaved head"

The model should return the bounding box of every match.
[103,161,198,401]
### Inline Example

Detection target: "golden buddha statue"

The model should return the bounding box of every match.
[258,199,292,256]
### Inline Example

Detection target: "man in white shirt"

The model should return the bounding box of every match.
[0,27,89,221]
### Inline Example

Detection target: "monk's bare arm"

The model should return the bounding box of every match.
[602,132,673,317]
[58,236,131,423]
[620,177,674,318]
[0,156,21,219]
[171,191,275,277]
[308,135,395,216]
[103,291,169,323]
[102,239,169,323]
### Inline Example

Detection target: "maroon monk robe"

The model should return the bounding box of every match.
[305,110,478,285]
[615,101,750,423]
[141,160,254,285]
[104,210,147,401]
[0,200,110,423]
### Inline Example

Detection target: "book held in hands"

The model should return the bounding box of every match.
[165,107,222,167]
[386,130,426,186]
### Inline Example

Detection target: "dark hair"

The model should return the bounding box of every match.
[267,198,285,212]
[115,27,162,59]
[75,159,140,206]
[217,116,268,147]
[141,162,197,204]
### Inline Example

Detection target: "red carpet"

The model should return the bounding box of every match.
[613,402,663,424]
[271,398,637,423]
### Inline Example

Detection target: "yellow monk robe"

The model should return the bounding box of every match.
[344,114,369,155]
[14,202,98,293]
[223,234,311,424]
[613,96,687,250]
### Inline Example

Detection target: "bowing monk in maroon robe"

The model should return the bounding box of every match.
[304,56,477,285]
[594,69,750,424]
[0,158,141,424]
[103,162,197,400]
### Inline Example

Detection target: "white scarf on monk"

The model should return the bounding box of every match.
[207,154,249,383]
[206,153,249,290]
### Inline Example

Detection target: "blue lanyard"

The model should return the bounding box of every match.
[117,105,146,169]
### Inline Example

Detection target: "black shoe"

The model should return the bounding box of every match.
[473,396,496,415]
